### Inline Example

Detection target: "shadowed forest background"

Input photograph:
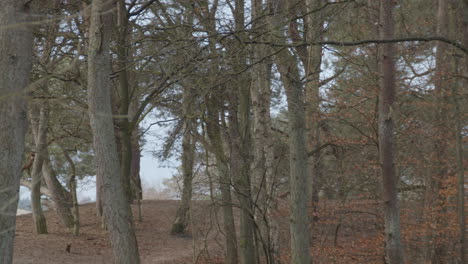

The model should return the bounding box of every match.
[0,0,467,263]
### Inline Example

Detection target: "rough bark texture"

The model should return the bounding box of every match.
[0,1,33,262]
[271,0,312,262]
[378,1,404,263]
[30,104,49,234]
[87,0,141,263]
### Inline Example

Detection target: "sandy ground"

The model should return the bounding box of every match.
[13,200,224,264]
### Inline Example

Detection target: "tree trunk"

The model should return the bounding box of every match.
[227,85,256,264]
[304,0,324,224]
[171,89,195,234]
[270,0,312,262]
[251,0,278,261]
[30,104,49,234]
[205,95,239,264]
[42,154,74,228]
[0,1,33,262]
[29,102,75,229]
[378,1,404,263]
[131,128,143,221]
[423,0,450,262]
[87,0,141,263]
[452,54,466,264]
[231,1,256,263]
[459,1,468,261]
[116,0,133,203]
[62,148,80,236]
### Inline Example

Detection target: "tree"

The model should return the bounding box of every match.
[87,0,140,263]
[171,85,196,235]
[29,103,49,234]
[378,0,405,263]
[0,0,34,262]
[271,0,312,262]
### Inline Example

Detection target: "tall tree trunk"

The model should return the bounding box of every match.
[30,104,49,234]
[270,0,312,262]
[423,1,450,262]
[131,127,143,221]
[251,0,278,261]
[231,1,256,263]
[227,87,256,264]
[452,54,466,264]
[460,1,468,261]
[205,95,239,264]
[378,1,404,263]
[304,0,324,223]
[0,1,33,262]
[171,87,195,235]
[116,0,133,203]
[87,0,141,263]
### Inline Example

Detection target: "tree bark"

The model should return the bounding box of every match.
[171,87,195,235]
[230,1,256,263]
[205,94,239,264]
[304,0,324,224]
[227,83,256,264]
[251,0,278,261]
[452,54,466,264]
[62,148,80,236]
[116,0,133,203]
[42,154,74,228]
[423,0,450,262]
[271,0,312,262]
[30,104,49,234]
[0,1,33,262]
[378,1,404,263]
[87,0,141,263]
[459,0,468,261]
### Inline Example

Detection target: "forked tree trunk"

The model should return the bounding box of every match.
[29,103,74,229]
[378,1,404,263]
[87,0,140,263]
[0,1,33,262]
[42,154,74,228]
[30,104,49,234]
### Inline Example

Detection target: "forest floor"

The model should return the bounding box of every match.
[13,200,225,264]
[13,198,440,263]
